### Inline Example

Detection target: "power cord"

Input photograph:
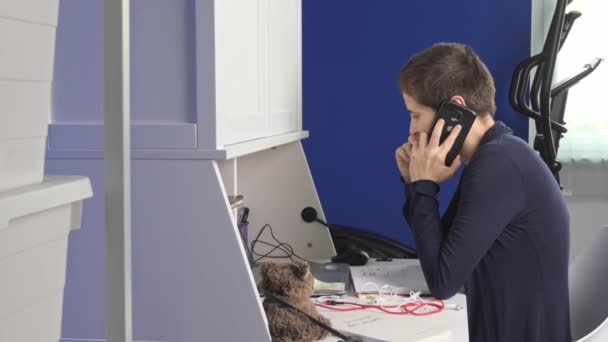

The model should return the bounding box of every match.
[250,223,318,264]
[315,282,447,316]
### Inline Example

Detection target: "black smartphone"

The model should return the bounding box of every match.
[428,100,477,166]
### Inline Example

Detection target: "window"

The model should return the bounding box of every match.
[553,1,607,161]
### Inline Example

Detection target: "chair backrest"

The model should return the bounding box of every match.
[569,225,608,341]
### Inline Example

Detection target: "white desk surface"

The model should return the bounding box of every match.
[256,258,469,341]
[318,293,468,342]
[314,259,469,342]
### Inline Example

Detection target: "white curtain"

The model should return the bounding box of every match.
[554,1,608,162]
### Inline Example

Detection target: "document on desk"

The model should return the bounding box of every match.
[320,310,453,342]
[350,259,430,296]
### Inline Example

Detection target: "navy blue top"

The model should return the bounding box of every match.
[403,122,571,342]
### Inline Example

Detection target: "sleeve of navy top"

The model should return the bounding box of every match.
[403,178,461,240]
[404,147,526,299]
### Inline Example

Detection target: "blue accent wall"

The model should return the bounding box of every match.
[302,0,531,247]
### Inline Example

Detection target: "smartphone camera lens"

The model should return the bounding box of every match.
[452,112,462,120]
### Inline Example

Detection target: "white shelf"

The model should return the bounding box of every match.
[0,176,92,229]
[222,131,309,159]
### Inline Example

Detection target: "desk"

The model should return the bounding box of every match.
[318,293,468,342]
[256,258,469,341]
[314,258,469,342]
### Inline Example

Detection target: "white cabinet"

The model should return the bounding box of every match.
[0,0,59,192]
[211,0,302,147]
[48,2,327,341]
[0,176,92,342]
[49,0,303,161]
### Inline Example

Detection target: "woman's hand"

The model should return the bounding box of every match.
[396,141,413,183]
[410,119,462,184]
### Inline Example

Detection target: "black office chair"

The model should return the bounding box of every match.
[329,224,417,259]
[509,0,603,186]
[300,207,417,259]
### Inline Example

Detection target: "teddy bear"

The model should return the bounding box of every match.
[259,260,332,342]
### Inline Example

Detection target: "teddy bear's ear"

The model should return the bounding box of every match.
[292,261,309,280]
[259,260,277,280]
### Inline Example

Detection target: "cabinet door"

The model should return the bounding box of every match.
[265,0,301,136]
[215,0,266,146]
[214,0,302,147]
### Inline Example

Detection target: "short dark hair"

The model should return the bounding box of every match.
[398,42,496,117]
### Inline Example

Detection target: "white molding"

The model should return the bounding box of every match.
[48,123,198,150]
[47,131,309,160]
[223,130,308,159]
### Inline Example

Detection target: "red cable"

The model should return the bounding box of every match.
[315,299,445,316]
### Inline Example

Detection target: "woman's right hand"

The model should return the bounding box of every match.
[395,141,413,183]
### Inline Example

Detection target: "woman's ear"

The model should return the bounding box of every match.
[450,95,467,107]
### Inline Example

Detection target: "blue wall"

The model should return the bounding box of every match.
[302,1,531,247]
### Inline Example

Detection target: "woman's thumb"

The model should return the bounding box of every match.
[450,155,462,170]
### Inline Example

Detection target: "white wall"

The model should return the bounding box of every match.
[561,161,608,261]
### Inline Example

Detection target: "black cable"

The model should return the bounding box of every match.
[250,224,319,264]
[250,224,295,262]
[252,240,295,262]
